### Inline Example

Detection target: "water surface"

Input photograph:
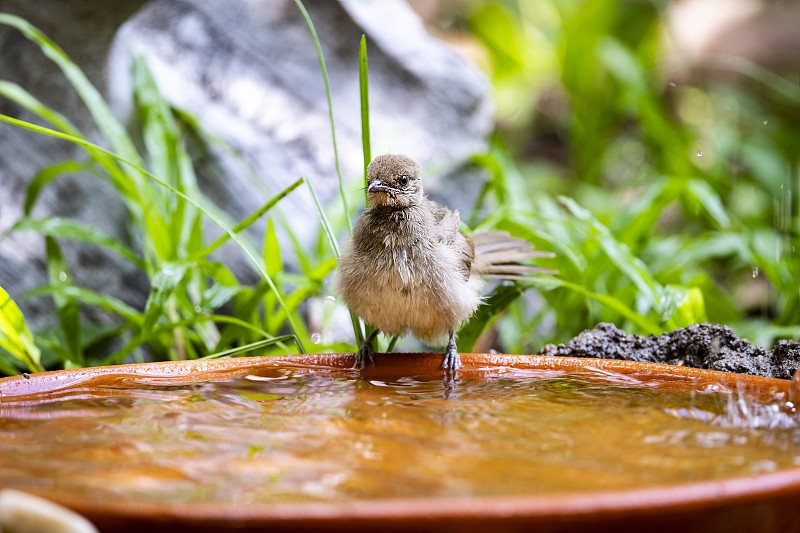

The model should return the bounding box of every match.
[0,365,797,505]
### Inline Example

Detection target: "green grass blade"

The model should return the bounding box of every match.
[44,237,83,366]
[194,177,304,260]
[539,278,663,335]
[23,285,144,325]
[386,335,400,353]
[0,350,23,375]
[200,336,300,360]
[23,160,88,216]
[306,177,340,258]
[305,177,365,346]
[701,54,800,105]
[100,315,297,366]
[4,217,146,270]
[359,34,371,207]
[292,0,353,234]
[198,284,242,315]
[458,283,525,351]
[0,285,44,373]
[263,219,282,278]
[132,55,181,182]
[141,261,191,337]
[0,80,81,136]
[686,179,731,230]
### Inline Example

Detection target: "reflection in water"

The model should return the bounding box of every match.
[0,365,798,505]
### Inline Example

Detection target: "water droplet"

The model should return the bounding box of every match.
[311,332,322,344]
[763,120,768,125]
[752,266,759,278]
[696,151,704,157]
[58,272,67,282]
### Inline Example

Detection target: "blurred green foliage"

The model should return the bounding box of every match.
[458,0,800,350]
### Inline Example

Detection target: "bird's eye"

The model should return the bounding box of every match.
[398,175,409,187]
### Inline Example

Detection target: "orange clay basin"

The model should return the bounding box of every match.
[0,353,799,533]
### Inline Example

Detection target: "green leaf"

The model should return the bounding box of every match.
[596,36,647,95]
[685,179,731,229]
[24,160,88,216]
[44,237,82,366]
[24,285,144,325]
[306,177,340,258]
[667,286,708,328]
[541,278,663,335]
[458,283,525,351]
[304,177,364,347]
[263,218,282,278]
[200,335,301,360]
[293,0,352,234]
[199,284,242,314]
[132,54,181,182]
[6,217,145,269]
[0,80,80,136]
[0,286,44,373]
[141,261,192,336]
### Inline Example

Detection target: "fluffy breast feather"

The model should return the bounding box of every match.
[335,205,480,342]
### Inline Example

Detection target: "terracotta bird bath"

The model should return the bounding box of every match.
[0,353,799,533]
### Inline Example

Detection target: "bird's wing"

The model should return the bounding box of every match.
[426,199,457,243]
[471,230,557,278]
[426,199,473,281]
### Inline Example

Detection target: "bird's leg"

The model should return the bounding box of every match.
[356,328,380,370]
[441,331,461,374]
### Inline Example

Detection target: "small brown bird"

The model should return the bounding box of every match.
[335,154,554,373]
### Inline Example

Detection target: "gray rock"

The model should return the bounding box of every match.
[0,0,492,329]
[109,0,492,241]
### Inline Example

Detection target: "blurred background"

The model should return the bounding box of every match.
[408,0,800,352]
[0,0,798,374]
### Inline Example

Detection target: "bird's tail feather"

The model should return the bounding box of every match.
[471,231,557,278]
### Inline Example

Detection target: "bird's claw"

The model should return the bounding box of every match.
[355,341,376,370]
[441,336,461,374]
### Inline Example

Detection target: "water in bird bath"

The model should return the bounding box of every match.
[0,359,797,506]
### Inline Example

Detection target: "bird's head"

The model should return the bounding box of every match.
[366,154,423,208]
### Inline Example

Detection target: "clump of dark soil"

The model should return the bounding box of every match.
[539,323,800,380]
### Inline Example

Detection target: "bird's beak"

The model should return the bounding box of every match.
[368,180,392,194]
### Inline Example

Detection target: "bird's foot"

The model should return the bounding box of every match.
[355,341,375,370]
[441,333,461,374]
[355,329,380,370]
